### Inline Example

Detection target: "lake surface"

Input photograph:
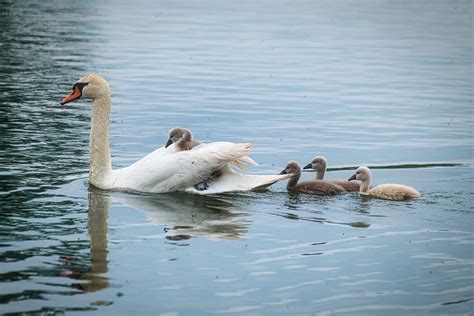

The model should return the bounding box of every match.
[1,0,473,315]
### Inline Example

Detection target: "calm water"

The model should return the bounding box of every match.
[1,0,473,315]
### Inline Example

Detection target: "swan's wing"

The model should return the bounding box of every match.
[185,165,293,195]
[112,142,253,193]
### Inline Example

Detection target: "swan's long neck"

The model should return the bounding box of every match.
[89,94,112,187]
[360,173,371,193]
[287,173,301,189]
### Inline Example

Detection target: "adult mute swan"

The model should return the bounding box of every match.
[348,166,421,200]
[279,161,346,195]
[303,155,361,192]
[60,74,292,194]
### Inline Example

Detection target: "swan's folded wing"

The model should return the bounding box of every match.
[112,142,253,193]
[185,165,293,195]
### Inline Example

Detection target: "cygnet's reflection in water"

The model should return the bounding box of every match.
[280,191,371,229]
[113,190,249,241]
[61,188,249,293]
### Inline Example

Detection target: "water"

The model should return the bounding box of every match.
[0,0,473,314]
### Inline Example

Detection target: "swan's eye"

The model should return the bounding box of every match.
[72,82,89,91]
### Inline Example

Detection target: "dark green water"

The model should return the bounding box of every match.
[1,1,473,315]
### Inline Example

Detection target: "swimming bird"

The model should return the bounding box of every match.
[303,155,361,192]
[348,166,421,200]
[60,74,292,194]
[279,161,346,195]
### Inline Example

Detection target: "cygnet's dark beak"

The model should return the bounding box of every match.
[303,163,313,170]
[165,139,173,148]
[279,169,288,175]
[348,174,357,181]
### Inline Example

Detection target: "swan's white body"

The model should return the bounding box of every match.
[61,74,291,194]
[106,142,257,193]
[350,166,420,201]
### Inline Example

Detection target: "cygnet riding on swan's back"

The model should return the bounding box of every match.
[279,161,346,195]
[348,166,421,201]
[166,128,201,151]
[165,127,224,191]
[59,74,292,194]
[165,127,255,172]
[303,155,361,192]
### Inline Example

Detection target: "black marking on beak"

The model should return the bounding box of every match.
[303,163,313,170]
[165,139,173,148]
[279,169,288,175]
[348,174,357,181]
[73,82,89,92]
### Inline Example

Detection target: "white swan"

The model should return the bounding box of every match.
[303,155,361,192]
[348,166,421,200]
[60,74,292,194]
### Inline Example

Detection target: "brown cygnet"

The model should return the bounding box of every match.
[165,127,202,151]
[303,155,361,192]
[279,161,346,195]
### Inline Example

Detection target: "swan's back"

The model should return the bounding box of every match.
[112,142,253,193]
[295,180,345,195]
[330,179,361,192]
[368,184,420,201]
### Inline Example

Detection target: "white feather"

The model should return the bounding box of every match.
[109,143,253,193]
[185,165,293,195]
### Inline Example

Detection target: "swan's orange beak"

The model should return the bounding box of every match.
[60,87,81,105]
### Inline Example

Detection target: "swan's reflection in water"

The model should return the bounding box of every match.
[61,191,110,293]
[61,188,249,293]
[113,191,249,241]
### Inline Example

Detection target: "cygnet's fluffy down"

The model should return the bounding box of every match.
[166,127,202,151]
[303,155,361,192]
[348,166,420,201]
[279,161,345,195]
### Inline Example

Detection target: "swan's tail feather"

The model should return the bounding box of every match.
[229,160,250,172]
[185,166,293,195]
[229,155,257,173]
[224,143,253,162]
[251,173,294,190]
[238,155,258,166]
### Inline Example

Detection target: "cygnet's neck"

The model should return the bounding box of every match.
[176,132,193,150]
[287,172,301,189]
[315,162,326,180]
[360,173,371,193]
[89,94,112,187]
